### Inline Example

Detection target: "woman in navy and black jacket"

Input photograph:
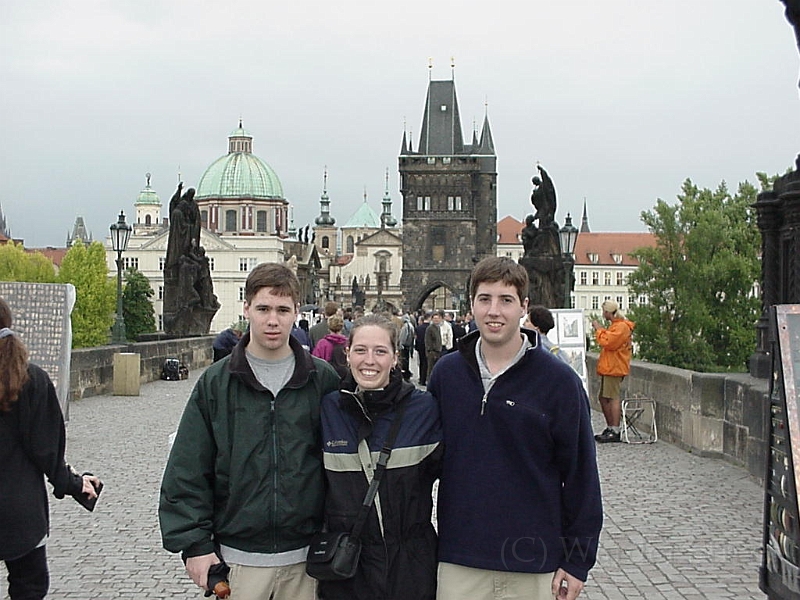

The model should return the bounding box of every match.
[318,314,442,600]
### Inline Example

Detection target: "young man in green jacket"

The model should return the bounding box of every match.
[159,262,340,600]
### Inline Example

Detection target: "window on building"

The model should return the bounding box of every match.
[616,272,624,286]
[159,257,165,271]
[123,257,139,270]
[612,253,623,264]
[417,196,424,211]
[346,236,354,253]
[145,214,152,226]
[201,210,208,227]
[639,294,647,305]
[158,314,163,330]
[589,253,599,264]
[455,195,462,210]
[616,295,624,308]
[592,271,599,285]
[591,296,599,310]
[225,210,237,232]
[239,287,246,302]
[604,271,611,286]
[158,286,164,300]
[580,271,587,286]
[256,210,267,232]
[322,236,330,249]
[209,257,215,271]
[431,226,446,262]
[239,258,250,272]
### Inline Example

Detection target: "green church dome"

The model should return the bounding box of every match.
[135,173,161,205]
[196,122,284,200]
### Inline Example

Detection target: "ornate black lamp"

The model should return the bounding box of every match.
[559,213,579,308]
[109,211,132,343]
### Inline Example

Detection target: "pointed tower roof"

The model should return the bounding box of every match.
[400,129,408,155]
[67,216,92,247]
[0,203,10,238]
[580,198,591,233]
[417,79,465,155]
[477,112,495,154]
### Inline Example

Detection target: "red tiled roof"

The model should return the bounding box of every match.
[29,247,68,267]
[573,232,655,267]
[497,215,524,244]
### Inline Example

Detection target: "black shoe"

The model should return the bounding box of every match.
[595,429,621,443]
[594,428,611,441]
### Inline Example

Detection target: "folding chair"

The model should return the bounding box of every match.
[620,394,657,444]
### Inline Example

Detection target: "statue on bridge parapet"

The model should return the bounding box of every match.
[163,182,219,336]
[519,164,569,308]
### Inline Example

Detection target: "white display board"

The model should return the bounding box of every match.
[546,308,589,394]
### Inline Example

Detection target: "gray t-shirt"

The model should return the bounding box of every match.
[246,350,295,398]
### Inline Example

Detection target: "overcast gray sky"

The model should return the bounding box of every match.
[2,0,799,248]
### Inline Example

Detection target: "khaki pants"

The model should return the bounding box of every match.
[437,562,554,600]
[228,562,316,600]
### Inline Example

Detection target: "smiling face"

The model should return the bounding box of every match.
[243,286,298,360]
[347,324,397,390]
[472,280,529,351]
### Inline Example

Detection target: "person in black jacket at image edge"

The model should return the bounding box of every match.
[0,297,101,600]
[318,313,443,600]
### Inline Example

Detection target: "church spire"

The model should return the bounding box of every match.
[580,198,591,233]
[477,100,495,154]
[314,167,335,226]
[381,168,397,227]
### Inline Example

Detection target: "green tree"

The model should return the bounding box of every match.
[58,241,116,348]
[0,242,57,282]
[122,268,155,341]
[627,178,761,372]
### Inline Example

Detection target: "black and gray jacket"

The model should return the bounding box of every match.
[318,369,443,600]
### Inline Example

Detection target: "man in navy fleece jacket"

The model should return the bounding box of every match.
[429,257,602,600]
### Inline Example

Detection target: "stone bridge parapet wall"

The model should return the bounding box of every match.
[586,353,769,482]
[69,336,214,400]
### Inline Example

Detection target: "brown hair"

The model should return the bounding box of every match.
[348,313,398,353]
[245,262,300,305]
[469,257,529,304]
[527,305,555,334]
[327,315,344,333]
[323,301,340,318]
[0,298,29,412]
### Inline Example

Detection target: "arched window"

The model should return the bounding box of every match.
[346,235,354,253]
[322,236,330,249]
[256,210,267,232]
[145,214,152,225]
[200,210,208,228]
[225,210,237,232]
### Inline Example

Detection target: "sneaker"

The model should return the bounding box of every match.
[593,428,611,441]
[595,428,621,443]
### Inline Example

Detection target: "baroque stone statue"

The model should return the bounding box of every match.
[162,182,220,335]
[519,165,569,308]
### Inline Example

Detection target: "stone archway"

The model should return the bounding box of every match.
[410,281,462,314]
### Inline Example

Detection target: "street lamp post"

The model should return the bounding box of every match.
[109,211,132,344]
[559,213,579,309]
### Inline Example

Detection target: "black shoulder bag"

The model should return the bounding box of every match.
[306,400,407,581]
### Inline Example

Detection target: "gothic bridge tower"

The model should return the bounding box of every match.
[399,74,497,312]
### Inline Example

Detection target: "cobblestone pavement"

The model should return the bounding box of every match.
[1,365,766,599]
